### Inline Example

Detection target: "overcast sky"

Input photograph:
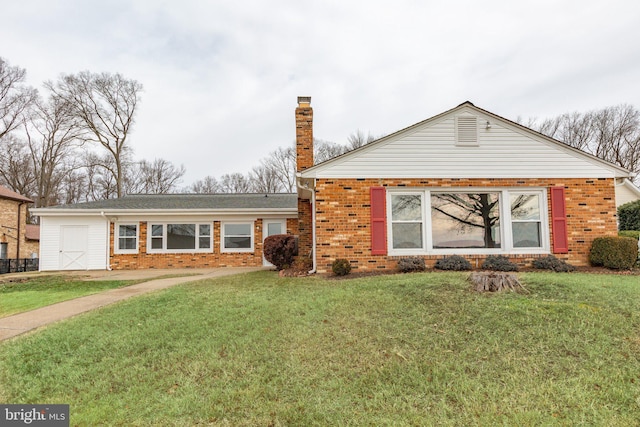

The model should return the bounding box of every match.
[3,0,640,186]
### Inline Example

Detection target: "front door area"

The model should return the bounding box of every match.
[263,220,286,266]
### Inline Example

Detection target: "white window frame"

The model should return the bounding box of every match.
[115,223,139,254]
[146,222,213,253]
[386,188,549,256]
[507,191,546,251]
[389,192,426,253]
[221,222,254,253]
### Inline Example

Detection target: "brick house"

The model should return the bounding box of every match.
[295,98,632,273]
[0,185,36,260]
[34,194,297,270]
[34,97,633,272]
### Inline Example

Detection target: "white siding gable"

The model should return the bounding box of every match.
[302,105,628,180]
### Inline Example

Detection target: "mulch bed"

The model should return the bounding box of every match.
[292,266,640,280]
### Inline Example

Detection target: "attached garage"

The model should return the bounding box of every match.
[38,216,109,271]
[33,194,298,271]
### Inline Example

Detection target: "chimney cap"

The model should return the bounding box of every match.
[297,96,311,107]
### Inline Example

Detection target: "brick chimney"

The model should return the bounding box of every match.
[296,96,313,172]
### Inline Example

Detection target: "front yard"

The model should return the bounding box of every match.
[0,271,638,425]
[0,276,139,317]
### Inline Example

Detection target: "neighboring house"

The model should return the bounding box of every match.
[34,97,634,272]
[0,185,35,260]
[24,224,40,257]
[615,178,640,207]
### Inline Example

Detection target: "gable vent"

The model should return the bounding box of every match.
[455,116,479,146]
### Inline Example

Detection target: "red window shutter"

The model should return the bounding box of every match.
[550,186,569,254]
[370,186,387,255]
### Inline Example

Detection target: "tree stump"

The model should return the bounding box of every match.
[469,272,527,293]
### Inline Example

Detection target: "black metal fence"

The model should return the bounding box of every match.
[0,258,39,274]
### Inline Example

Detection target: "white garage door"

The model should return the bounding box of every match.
[60,226,89,270]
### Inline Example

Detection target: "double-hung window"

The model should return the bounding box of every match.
[510,193,543,248]
[148,223,212,253]
[221,222,254,252]
[388,188,548,254]
[390,194,424,249]
[115,223,138,254]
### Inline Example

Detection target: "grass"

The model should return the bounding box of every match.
[0,271,639,425]
[0,276,139,317]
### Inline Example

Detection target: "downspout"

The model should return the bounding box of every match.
[100,211,112,271]
[309,186,317,274]
[16,202,24,259]
[297,179,317,274]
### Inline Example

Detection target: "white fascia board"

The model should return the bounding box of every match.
[620,178,640,197]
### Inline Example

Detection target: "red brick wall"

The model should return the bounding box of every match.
[311,178,617,273]
[295,99,313,172]
[110,218,299,270]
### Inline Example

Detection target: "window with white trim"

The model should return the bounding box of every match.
[115,223,138,254]
[431,192,501,249]
[388,188,548,254]
[391,194,424,249]
[147,223,212,253]
[221,222,254,252]
[510,193,543,248]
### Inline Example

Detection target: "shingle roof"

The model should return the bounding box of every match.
[0,185,33,203]
[25,224,40,241]
[40,193,298,211]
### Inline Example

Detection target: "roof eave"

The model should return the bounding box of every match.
[32,208,298,217]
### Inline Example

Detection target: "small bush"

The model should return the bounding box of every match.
[589,236,638,269]
[619,230,640,241]
[263,234,297,270]
[434,255,472,271]
[397,257,426,273]
[482,255,519,272]
[532,255,576,272]
[618,200,640,231]
[332,259,352,276]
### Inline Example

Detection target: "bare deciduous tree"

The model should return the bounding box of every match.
[526,104,640,183]
[187,176,221,193]
[47,71,142,198]
[219,173,252,193]
[25,94,84,207]
[126,158,185,194]
[250,164,282,193]
[0,57,37,141]
[0,135,36,196]
[314,138,348,164]
[262,146,296,192]
[83,152,119,201]
[347,129,376,150]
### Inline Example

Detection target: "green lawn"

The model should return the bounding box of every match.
[0,271,638,426]
[0,276,139,317]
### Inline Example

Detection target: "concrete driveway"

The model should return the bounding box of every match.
[0,267,266,342]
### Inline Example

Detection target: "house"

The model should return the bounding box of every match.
[0,185,36,260]
[24,224,40,257]
[34,97,634,272]
[615,178,640,207]
[34,193,297,270]
[295,98,631,273]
